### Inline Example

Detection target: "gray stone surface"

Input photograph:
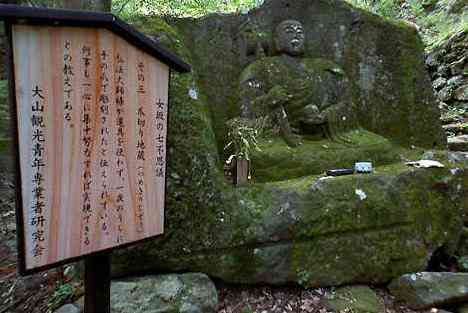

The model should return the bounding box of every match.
[55,304,81,313]
[110,273,218,313]
[444,123,468,135]
[458,256,468,272]
[434,77,448,90]
[113,166,467,288]
[455,85,468,101]
[175,0,445,150]
[448,151,468,164]
[323,286,384,313]
[389,272,468,309]
[449,135,468,151]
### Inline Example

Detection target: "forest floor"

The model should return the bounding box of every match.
[216,284,429,313]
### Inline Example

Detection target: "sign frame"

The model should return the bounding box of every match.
[1,4,190,276]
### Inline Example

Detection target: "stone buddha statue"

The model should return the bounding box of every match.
[239,20,355,147]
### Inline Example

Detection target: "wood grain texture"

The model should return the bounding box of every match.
[12,25,168,271]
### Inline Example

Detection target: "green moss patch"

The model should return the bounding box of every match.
[252,129,404,182]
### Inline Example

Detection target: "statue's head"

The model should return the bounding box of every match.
[274,20,305,56]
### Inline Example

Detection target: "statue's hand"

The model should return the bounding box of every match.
[267,86,292,110]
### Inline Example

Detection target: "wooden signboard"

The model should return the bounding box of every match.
[0,5,190,275]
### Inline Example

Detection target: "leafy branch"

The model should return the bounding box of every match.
[224,117,263,161]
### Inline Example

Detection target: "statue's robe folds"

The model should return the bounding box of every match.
[239,55,357,137]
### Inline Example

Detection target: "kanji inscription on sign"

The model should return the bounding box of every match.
[12,25,169,271]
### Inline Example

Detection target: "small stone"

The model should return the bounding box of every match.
[438,87,453,102]
[426,53,439,68]
[449,57,466,76]
[111,273,218,313]
[437,65,450,77]
[454,85,468,101]
[422,151,435,160]
[389,272,468,309]
[458,256,468,272]
[54,304,81,313]
[433,77,447,90]
[447,76,464,88]
[443,123,468,135]
[448,135,468,152]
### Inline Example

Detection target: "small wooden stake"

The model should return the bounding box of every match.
[234,158,250,186]
[84,253,111,313]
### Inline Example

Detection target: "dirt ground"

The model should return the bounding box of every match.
[216,283,432,313]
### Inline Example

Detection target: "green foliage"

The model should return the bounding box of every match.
[47,283,77,313]
[345,0,399,19]
[113,0,263,19]
[345,0,467,49]
[224,117,263,160]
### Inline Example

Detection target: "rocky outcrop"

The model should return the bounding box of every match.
[389,272,468,309]
[108,0,466,288]
[175,0,445,150]
[113,163,466,287]
[55,304,81,313]
[449,135,468,151]
[426,29,467,137]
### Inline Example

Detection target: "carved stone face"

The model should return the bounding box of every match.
[275,20,305,56]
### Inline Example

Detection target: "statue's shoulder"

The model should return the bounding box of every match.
[302,58,346,76]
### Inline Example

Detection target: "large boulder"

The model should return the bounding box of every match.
[0,0,461,290]
[108,0,466,288]
[175,0,445,150]
[113,162,466,287]
[388,272,468,309]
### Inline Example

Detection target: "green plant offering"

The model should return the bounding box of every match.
[224,117,262,161]
[47,282,77,313]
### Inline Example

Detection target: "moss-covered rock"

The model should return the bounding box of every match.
[107,5,467,287]
[114,161,466,286]
[252,129,402,182]
[111,273,218,313]
[0,0,460,290]
[174,0,445,153]
[389,272,468,309]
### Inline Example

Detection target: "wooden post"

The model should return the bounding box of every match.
[84,253,111,313]
[234,158,249,186]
